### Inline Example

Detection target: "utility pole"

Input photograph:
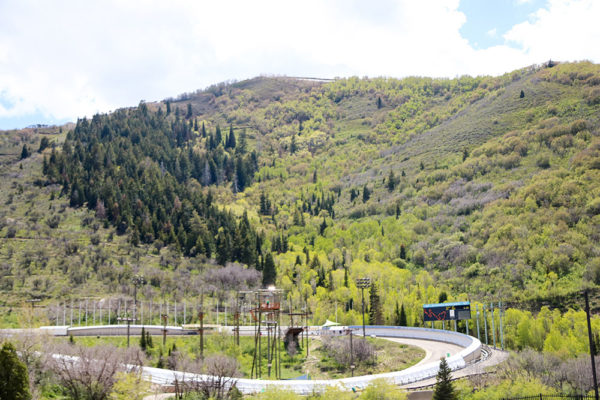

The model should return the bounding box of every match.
[198,310,205,358]
[161,314,168,346]
[356,277,371,339]
[476,305,480,341]
[348,328,355,377]
[585,290,599,400]
[117,315,136,347]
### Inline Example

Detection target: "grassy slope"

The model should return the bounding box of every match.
[1,61,600,321]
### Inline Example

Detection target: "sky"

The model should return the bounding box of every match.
[0,0,599,130]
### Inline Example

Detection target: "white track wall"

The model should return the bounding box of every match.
[138,325,481,395]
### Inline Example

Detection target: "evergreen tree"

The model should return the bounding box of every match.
[399,304,407,326]
[368,283,383,325]
[343,266,349,288]
[438,291,448,303]
[166,101,171,115]
[376,96,382,109]
[237,129,247,154]
[290,135,297,154]
[0,342,31,400]
[400,244,406,260]
[350,188,358,202]
[20,144,29,160]
[262,252,276,286]
[226,125,236,149]
[38,137,50,153]
[186,103,193,119]
[362,185,371,203]
[520,89,525,98]
[313,170,318,183]
[215,125,222,145]
[387,170,397,191]
[462,148,469,161]
[319,217,327,236]
[140,326,147,351]
[216,229,231,265]
[146,330,153,348]
[201,122,207,137]
[433,358,456,400]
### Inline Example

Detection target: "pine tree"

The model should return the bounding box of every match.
[0,342,31,400]
[146,330,153,348]
[290,135,297,154]
[201,122,207,138]
[343,266,349,288]
[215,125,222,145]
[20,144,29,160]
[186,103,193,119]
[140,326,147,351]
[369,283,383,325]
[387,170,396,191]
[433,358,456,400]
[226,125,236,149]
[400,244,406,260]
[166,101,171,115]
[319,217,327,235]
[399,304,407,326]
[520,90,525,98]
[262,252,276,286]
[362,185,370,203]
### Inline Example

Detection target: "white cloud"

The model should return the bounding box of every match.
[487,28,498,37]
[0,0,599,127]
[504,0,600,61]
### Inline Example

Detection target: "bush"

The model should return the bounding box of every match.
[536,155,550,169]
[45,215,60,229]
[0,342,31,400]
[321,336,375,367]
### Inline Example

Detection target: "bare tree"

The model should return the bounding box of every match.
[174,354,241,400]
[44,343,145,400]
[321,336,375,367]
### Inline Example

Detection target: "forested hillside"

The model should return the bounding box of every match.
[1,62,600,349]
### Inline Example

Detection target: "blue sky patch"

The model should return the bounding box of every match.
[458,0,546,49]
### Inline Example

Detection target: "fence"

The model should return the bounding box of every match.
[503,395,596,400]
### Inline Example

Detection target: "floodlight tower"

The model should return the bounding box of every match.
[355,277,371,339]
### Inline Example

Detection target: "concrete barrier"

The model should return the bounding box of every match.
[67,325,192,336]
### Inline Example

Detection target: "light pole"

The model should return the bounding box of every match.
[117,314,137,347]
[132,275,145,321]
[356,277,371,339]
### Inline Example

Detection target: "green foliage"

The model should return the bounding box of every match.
[433,358,456,400]
[109,372,150,400]
[0,342,31,400]
[359,379,407,400]
[456,376,557,400]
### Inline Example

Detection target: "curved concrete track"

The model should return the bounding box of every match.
[1,324,504,394]
[383,337,464,367]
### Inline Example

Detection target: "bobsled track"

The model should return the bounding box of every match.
[3,324,508,395]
